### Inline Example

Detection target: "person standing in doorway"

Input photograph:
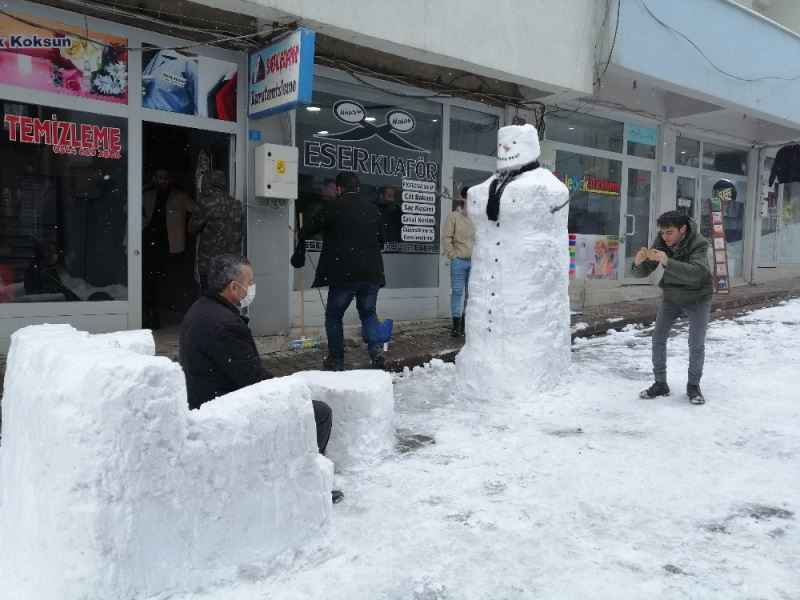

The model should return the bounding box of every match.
[372,186,402,242]
[188,170,244,293]
[442,186,475,337]
[142,168,195,329]
[295,171,386,371]
[632,210,713,405]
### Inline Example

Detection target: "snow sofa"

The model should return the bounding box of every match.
[0,324,394,600]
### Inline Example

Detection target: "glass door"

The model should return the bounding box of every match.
[758,158,778,268]
[676,175,697,219]
[622,166,653,280]
[141,122,233,330]
[778,182,800,263]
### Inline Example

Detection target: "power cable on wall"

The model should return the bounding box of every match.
[594,0,621,88]
[58,0,255,42]
[639,0,800,83]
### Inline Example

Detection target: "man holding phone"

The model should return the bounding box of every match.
[632,211,713,405]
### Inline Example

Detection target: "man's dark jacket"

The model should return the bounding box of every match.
[178,294,271,409]
[188,170,244,279]
[299,191,385,288]
[631,218,712,306]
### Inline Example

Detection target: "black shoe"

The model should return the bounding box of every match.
[687,384,705,405]
[450,317,460,338]
[322,355,344,371]
[639,381,670,399]
[459,314,465,336]
[332,489,344,504]
[369,348,386,370]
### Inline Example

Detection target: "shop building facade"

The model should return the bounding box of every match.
[2,0,800,350]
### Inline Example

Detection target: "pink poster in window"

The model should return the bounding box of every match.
[0,12,128,103]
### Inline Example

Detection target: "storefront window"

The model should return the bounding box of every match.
[700,177,747,278]
[625,123,657,159]
[449,106,498,156]
[778,182,800,263]
[296,78,442,288]
[676,136,700,167]
[452,167,492,211]
[702,141,748,176]
[556,150,623,280]
[676,176,696,217]
[0,101,127,303]
[546,113,623,154]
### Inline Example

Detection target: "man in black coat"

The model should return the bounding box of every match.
[178,254,334,456]
[295,172,386,371]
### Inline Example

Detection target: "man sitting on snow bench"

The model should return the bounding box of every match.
[178,253,342,502]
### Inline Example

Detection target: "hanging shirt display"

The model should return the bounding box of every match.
[768,144,800,186]
[142,50,198,115]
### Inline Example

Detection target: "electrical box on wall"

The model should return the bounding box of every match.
[254,143,298,199]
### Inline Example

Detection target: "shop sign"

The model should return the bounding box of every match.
[249,28,315,118]
[300,98,441,255]
[401,214,436,226]
[303,142,438,181]
[556,172,621,196]
[317,101,426,152]
[3,113,122,159]
[0,12,128,104]
[626,123,657,146]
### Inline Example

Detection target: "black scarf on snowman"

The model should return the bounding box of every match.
[486,160,540,221]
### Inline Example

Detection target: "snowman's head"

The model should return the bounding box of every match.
[496,124,540,171]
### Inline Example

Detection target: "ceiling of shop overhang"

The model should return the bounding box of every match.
[587,69,800,145]
[26,0,551,111]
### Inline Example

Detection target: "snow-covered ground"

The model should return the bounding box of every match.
[171,301,798,598]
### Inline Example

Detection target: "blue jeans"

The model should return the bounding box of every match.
[325,281,382,358]
[450,257,471,318]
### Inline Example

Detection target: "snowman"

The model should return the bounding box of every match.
[455,124,571,399]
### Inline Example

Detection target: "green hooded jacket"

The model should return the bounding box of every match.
[630,218,713,306]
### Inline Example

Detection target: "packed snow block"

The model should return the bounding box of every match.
[291,370,395,469]
[93,328,156,355]
[0,324,332,600]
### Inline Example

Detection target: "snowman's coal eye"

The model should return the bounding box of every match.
[512,141,517,144]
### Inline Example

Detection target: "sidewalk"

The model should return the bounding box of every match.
[156,275,800,377]
[2,277,799,393]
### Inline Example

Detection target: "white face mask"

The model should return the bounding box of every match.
[235,281,256,308]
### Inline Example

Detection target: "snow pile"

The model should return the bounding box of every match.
[457,124,571,399]
[291,370,395,470]
[0,324,333,600]
[165,300,800,600]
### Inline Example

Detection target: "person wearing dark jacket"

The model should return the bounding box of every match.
[632,211,713,405]
[295,172,386,371]
[179,254,335,458]
[188,170,244,292]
